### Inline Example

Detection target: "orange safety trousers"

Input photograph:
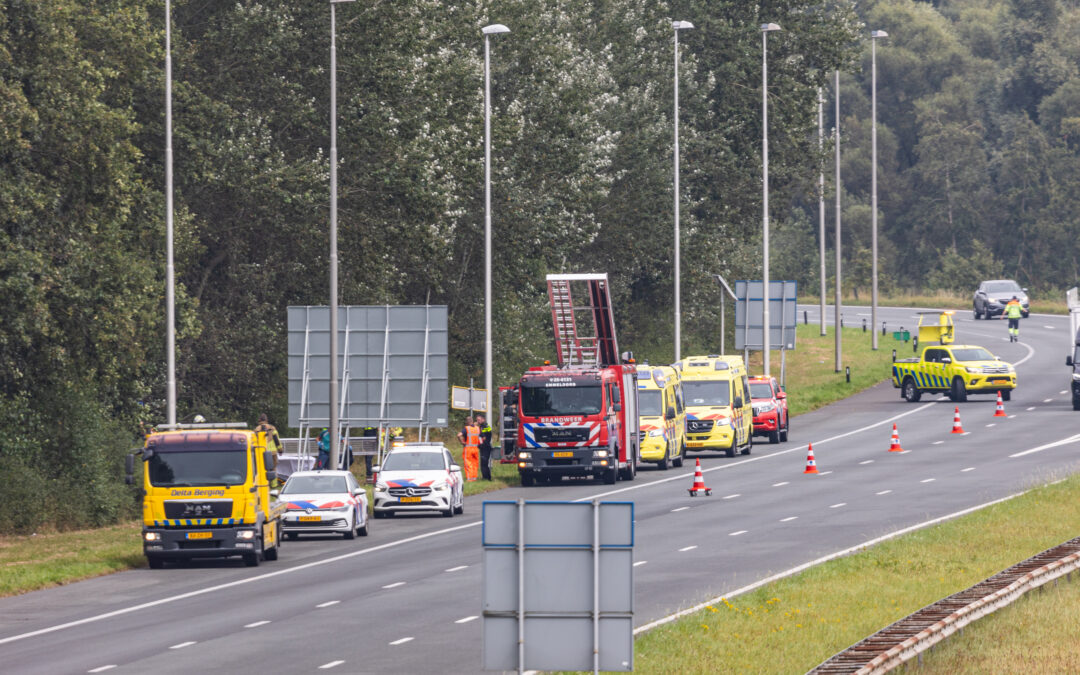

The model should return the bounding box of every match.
[464,446,480,481]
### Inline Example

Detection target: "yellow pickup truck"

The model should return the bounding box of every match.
[891,312,1016,402]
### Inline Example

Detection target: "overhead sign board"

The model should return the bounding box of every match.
[734,280,798,351]
[452,386,488,412]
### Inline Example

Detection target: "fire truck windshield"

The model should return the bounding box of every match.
[521,384,603,416]
[638,390,662,416]
[682,380,731,406]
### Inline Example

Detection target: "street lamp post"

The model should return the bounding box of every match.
[818,87,826,337]
[871,30,888,351]
[165,0,176,426]
[482,23,509,421]
[328,0,355,470]
[834,69,842,373]
[673,20,693,362]
[761,22,781,375]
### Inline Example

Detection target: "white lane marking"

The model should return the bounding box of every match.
[319,661,345,669]
[729,531,748,536]
[671,506,690,512]
[859,460,874,465]
[1008,414,1017,418]
[381,582,405,590]
[445,565,468,572]
[723,494,740,500]
[961,432,971,436]
[1061,390,1069,395]
[1044,325,1055,329]
[932,441,944,445]
[1010,433,1080,458]
[317,600,341,608]
[1043,398,1053,403]
[633,561,648,567]
[169,641,196,650]
[898,450,911,454]
[819,471,833,475]
[455,616,479,624]
[679,545,698,552]
[876,490,892,495]
[781,516,798,522]
[389,637,414,646]
[244,620,271,628]
[1026,407,1036,411]
[830,503,846,508]
[88,667,116,673]
[962,467,976,472]
[921,478,936,483]
[634,490,1027,635]
[773,481,790,487]
[986,423,996,427]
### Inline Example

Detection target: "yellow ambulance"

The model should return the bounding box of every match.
[674,355,754,458]
[635,364,686,470]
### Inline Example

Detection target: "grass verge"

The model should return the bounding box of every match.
[625,473,1080,674]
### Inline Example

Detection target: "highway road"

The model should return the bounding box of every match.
[1,306,1078,674]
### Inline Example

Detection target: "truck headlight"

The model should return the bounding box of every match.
[965,367,980,374]
[595,450,609,458]
[648,429,664,437]
[237,530,256,540]
[144,531,161,542]
[518,451,531,459]
[1073,373,1080,381]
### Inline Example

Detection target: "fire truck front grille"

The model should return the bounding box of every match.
[533,427,591,443]
[164,501,233,519]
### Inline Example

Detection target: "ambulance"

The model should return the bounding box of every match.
[635,364,686,470]
[674,355,754,458]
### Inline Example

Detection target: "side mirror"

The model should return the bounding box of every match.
[941,357,951,364]
[372,465,381,473]
[352,487,365,496]
[1067,355,1074,367]
[613,403,622,413]
[263,449,274,469]
[1022,288,1028,293]
[125,453,135,485]
[265,470,277,482]
[450,464,462,472]
[733,397,743,408]
[270,489,280,498]
[665,407,676,420]
[776,391,786,400]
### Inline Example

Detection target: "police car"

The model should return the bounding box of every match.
[372,443,464,518]
[276,470,369,539]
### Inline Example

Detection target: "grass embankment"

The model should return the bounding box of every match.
[801,291,1066,315]
[626,475,1080,674]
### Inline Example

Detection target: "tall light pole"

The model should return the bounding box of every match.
[482,23,509,420]
[673,20,693,362]
[818,87,826,337]
[871,30,888,351]
[761,22,781,375]
[165,0,176,426]
[834,69,842,373]
[328,0,355,470]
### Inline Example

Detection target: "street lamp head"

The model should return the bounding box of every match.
[482,24,510,35]
[761,23,782,32]
[673,20,695,31]
[871,29,889,39]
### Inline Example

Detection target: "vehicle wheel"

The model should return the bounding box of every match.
[902,378,922,403]
[780,417,789,443]
[521,471,535,487]
[443,503,454,518]
[673,442,685,468]
[147,557,165,570]
[1002,390,1011,402]
[604,463,617,484]
[357,516,369,537]
[657,445,670,471]
[1073,394,1080,411]
[454,498,464,515]
[726,446,736,458]
[741,434,752,455]
[951,377,968,403]
[973,306,979,320]
[344,517,356,538]
[264,541,279,561]
[286,532,299,540]
[768,429,779,444]
[243,549,260,567]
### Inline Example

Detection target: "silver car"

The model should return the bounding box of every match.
[276,470,369,539]
[973,280,1029,319]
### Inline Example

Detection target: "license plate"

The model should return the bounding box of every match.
[186,532,212,540]
[991,379,1008,384]
[398,497,422,503]
[553,451,573,458]
[298,516,320,522]
[687,441,705,448]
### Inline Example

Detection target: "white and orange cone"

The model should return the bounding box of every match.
[888,423,903,452]
[688,458,712,496]
[804,443,819,474]
[993,391,1007,418]
[951,407,965,434]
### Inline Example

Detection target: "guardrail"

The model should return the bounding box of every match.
[808,536,1080,674]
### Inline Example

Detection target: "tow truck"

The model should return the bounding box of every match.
[892,311,1016,402]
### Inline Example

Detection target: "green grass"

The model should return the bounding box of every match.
[801,291,1067,315]
[622,474,1080,674]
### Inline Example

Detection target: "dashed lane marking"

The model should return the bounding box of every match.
[1008,414,1017,418]
[455,616,479,624]
[921,478,936,483]
[389,637,414,646]
[1010,434,1080,458]
[445,566,468,572]
[898,450,911,454]
[962,432,971,436]
[820,471,833,475]
[723,494,740,500]
[244,621,270,628]
[169,642,196,650]
[319,661,345,670]
[633,561,648,567]
[932,441,944,445]
[317,600,341,607]
[382,582,406,590]
[962,467,976,472]
[830,503,846,509]
[1043,398,1053,403]
[876,490,892,495]
[781,517,798,522]
[1026,407,1036,411]
[88,667,116,673]
[729,531,748,536]
[679,545,698,552]
[1061,390,1069,395]
[859,460,874,465]
[773,481,790,487]
[986,423,996,427]
[671,506,690,512]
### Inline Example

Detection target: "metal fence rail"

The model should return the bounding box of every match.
[807,536,1080,674]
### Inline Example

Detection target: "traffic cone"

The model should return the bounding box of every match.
[888,423,903,452]
[993,391,1007,418]
[951,407,965,434]
[688,458,712,496]
[804,443,819,474]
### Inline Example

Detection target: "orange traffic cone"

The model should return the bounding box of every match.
[888,423,903,452]
[688,458,712,496]
[951,407,965,434]
[804,443,819,474]
[993,391,1007,418]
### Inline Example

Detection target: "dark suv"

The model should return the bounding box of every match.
[973,280,1029,319]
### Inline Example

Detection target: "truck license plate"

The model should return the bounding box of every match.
[553,451,573,458]
[687,441,705,448]
[186,532,212,539]
[298,516,320,522]
[398,497,422,503]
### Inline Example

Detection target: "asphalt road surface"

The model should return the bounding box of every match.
[1,306,1077,674]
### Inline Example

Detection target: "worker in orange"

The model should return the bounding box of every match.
[460,416,481,482]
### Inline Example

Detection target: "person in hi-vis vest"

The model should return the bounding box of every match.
[460,417,481,481]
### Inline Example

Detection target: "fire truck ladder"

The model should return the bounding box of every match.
[546,273,620,367]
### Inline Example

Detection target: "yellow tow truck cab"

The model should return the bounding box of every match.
[674,355,754,457]
[892,311,1017,402]
[126,423,284,568]
[635,364,686,469]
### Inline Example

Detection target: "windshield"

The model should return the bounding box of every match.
[749,383,774,399]
[148,450,247,487]
[282,475,348,494]
[951,348,995,362]
[381,451,446,472]
[521,385,602,416]
[986,281,1020,293]
[638,390,662,417]
[682,381,731,407]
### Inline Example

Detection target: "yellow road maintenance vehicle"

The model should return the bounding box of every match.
[635,364,686,470]
[891,311,1017,403]
[126,422,284,568]
[674,355,754,458]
